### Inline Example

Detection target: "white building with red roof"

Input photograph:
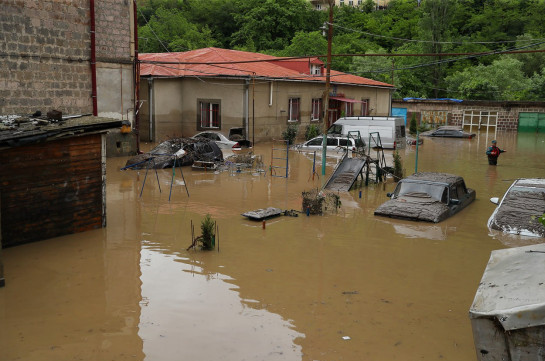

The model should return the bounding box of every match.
[138,47,394,143]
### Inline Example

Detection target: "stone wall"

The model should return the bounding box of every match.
[94,0,132,62]
[0,0,134,117]
[393,100,545,131]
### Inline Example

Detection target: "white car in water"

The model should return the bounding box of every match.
[488,178,545,237]
[294,135,366,153]
[191,131,242,150]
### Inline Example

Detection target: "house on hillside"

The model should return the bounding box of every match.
[309,0,391,10]
[138,47,395,143]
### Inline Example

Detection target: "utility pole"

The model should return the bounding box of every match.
[322,0,333,176]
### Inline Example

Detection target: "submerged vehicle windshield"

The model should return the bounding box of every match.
[327,125,343,134]
[393,181,448,203]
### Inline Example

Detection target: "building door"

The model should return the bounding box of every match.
[518,112,545,133]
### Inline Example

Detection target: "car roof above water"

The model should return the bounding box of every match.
[513,178,545,189]
[403,172,464,185]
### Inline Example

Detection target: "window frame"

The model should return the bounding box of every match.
[288,97,300,123]
[311,98,322,122]
[344,102,354,117]
[360,99,369,116]
[197,99,221,130]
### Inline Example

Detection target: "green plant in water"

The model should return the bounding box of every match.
[282,124,298,145]
[200,213,215,250]
[409,113,417,135]
[393,150,403,181]
[305,124,320,140]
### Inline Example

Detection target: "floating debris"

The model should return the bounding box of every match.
[242,207,283,221]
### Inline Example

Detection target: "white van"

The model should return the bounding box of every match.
[327,116,406,149]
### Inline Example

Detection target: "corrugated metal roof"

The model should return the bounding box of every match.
[139,47,394,88]
[469,243,545,331]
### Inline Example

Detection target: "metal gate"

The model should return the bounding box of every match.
[518,112,545,133]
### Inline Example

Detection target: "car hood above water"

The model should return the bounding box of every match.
[374,196,450,223]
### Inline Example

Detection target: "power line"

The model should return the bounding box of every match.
[329,22,545,45]
[138,47,545,66]
[135,0,171,53]
[349,40,545,76]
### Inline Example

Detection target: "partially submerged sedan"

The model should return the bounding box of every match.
[488,178,545,237]
[427,127,476,138]
[374,172,476,223]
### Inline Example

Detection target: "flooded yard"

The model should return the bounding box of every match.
[1,131,544,361]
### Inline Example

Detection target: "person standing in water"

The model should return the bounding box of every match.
[486,140,505,165]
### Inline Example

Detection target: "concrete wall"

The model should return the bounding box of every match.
[0,0,135,121]
[140,76,393,143]
[392,99,545,131]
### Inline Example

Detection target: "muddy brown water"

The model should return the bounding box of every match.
[1,131,544,361]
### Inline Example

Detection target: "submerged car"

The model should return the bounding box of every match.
[487,178,545,237]
[374,172,476,223]
[191,131,242,149]
[295,135,366,153]
[191,128,252,149]
[427,127,476,138]
[124,138,223,169]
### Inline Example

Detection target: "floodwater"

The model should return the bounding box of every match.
[1,131,544,361]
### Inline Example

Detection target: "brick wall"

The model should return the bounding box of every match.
[0,0,133,116]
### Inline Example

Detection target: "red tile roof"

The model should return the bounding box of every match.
[139,47,394,88]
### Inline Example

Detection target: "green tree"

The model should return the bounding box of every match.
[409,113,417,134]
[445,57,533,100]
[230,0,322,52]
[419,0,455,98]
[276,31,327,57]
[349,47,393,85]
[138,7,217,53]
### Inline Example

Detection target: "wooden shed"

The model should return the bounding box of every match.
[0,115,121,248]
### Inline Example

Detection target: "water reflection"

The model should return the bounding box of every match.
[376,218,455,241]
[138,246,303,361]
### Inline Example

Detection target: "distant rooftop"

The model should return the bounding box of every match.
[140,47,394,88]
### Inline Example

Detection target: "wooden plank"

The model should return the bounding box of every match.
[0,133,105,247]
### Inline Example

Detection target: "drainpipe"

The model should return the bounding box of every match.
[148,78,154,142]
[90,0,98,116]
[244,79,249,139]
[133,0,140,153]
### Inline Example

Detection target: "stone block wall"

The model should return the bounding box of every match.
[393,100,545,131]
[0,0,133,116]
[94,0,132,63]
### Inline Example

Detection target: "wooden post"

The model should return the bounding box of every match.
[0,194,5,287]
[321,0,334,176]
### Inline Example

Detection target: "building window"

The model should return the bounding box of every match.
[198,100,221,129]
[288,98,300,122]
[358,0,362,4]
[360,99,369,116]
[349,0,353,5]
[310,64,322,75]
[311,98,322,121]
[344,102,354,117]
[340,0,344,5]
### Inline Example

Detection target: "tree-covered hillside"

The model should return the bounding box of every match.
[136,0,545,100]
